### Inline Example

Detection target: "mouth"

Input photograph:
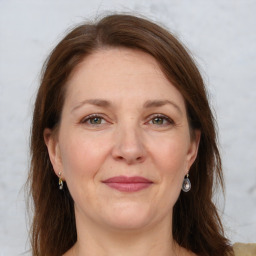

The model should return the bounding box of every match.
[102,176,153,192]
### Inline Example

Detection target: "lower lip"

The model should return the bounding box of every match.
[104,182,152,192]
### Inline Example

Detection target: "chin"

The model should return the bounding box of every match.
[102,203,154,230]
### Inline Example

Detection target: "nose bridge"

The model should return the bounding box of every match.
[112,118,146,164]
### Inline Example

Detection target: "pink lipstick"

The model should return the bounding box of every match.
[102,176,153,192]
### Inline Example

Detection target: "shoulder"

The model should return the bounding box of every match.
[233,243,256,256]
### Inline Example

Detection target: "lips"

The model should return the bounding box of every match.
[102,176,153,192]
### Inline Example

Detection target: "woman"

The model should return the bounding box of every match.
[28,14,234,256]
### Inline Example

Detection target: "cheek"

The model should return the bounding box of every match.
[149,133,190,175]
[157,145,187,192]
[59,130,111,179]
[146,136,190,212]
[148,133,190,201]
[58,131,112,209]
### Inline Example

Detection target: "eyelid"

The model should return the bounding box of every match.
[80,113,108,124]
[146,113,174,125]
[80,113,174,126]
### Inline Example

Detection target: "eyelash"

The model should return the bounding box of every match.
[147,114,174,126]
[81,114,107,125]
[80,113,174,126]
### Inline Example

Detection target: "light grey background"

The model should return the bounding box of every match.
[0,0,255,255]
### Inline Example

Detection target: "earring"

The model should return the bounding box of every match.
[58,172,63,190]
[182,173,191,192]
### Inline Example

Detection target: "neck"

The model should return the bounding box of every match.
[70,210,182,256]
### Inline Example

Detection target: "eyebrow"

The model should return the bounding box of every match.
[71,99,182,114]
[71,99,111,113]
[143,100,182,114]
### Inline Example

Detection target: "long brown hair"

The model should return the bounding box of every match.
[27,14,234,256]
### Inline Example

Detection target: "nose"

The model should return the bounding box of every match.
[111,123,146,165]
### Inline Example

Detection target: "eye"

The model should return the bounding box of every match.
[148,114,174,126]
[89,116,103,124]
[152,117,165,125]
[81,114,107,125]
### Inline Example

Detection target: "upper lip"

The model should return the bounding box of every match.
[102,176,153,183]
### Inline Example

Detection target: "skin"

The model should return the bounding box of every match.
[45,48,200,256]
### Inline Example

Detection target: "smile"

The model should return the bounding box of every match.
[102,176,153,192]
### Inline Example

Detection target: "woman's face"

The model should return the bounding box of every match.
[45,48,200,231]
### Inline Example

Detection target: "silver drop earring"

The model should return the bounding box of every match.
[182,174,191,192]
[58,172,63,190]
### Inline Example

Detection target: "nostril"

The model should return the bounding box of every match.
[116,155,125,161]
[114,154,144,164]
[111,136,146,164]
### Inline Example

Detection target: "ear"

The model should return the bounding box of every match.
[44,128,64,179]
[186,129,201,171]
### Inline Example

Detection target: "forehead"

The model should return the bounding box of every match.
[64,48,185,109]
